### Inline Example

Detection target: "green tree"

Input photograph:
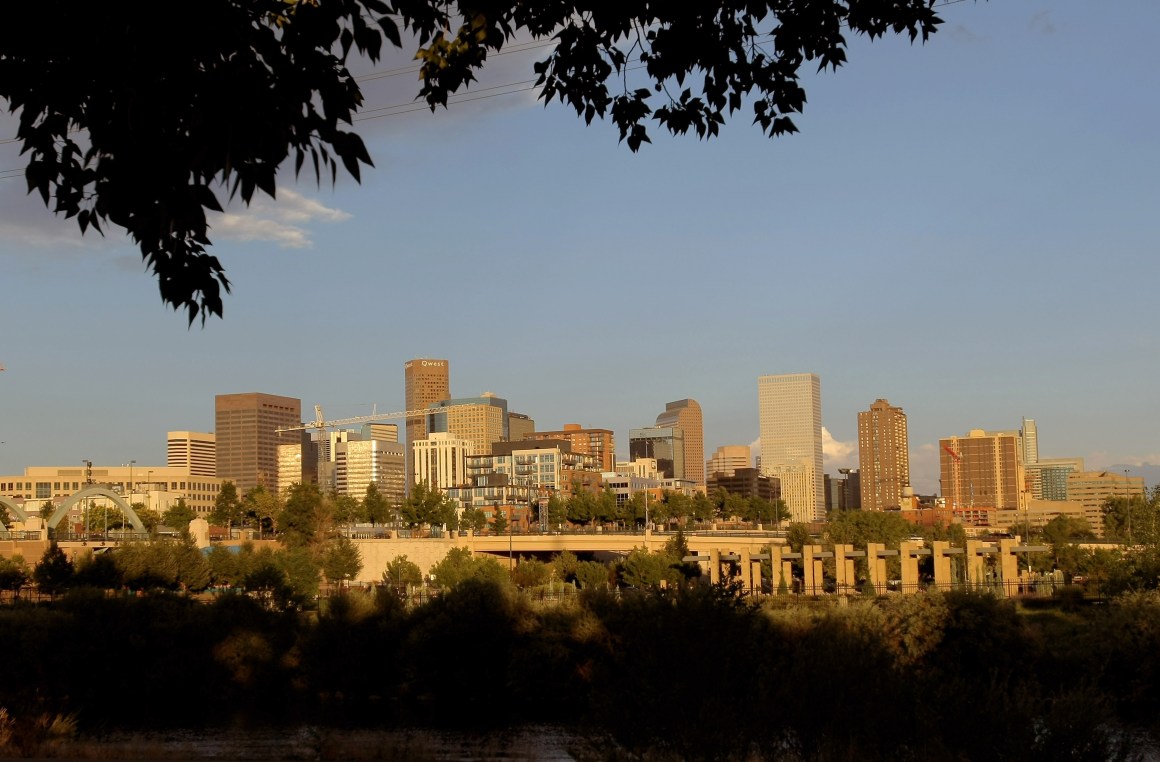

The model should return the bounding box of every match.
[32,543,74,595]
[511,557,550,588]
[825,509,916,548]
[277,546,322,607]
[691,493,716,522]
[210,481,244,527]
[552,550,580,584]
[331,493,362,526]
[574,560,612,591]
[459,506,488,533]
[278,482,332,547]
[242,485,281,537]
[619,548,681,589]
[363,483,391,525]
[383,554,423,588]
[491,507,509,535]
[321,536,363,588]
[0,555,28,592]
[786,523,813,554]
[129,502,158,533]
[545,494,568,529]
[401,482,457,529]
[566,488,596,526]
[429,547,510,591]
[161,498,196,532]
[3,1,944,323]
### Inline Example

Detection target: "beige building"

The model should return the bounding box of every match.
[1025,457,1084,501]
[337,439,405,507]
[427,393,508,456]
[413,432,472,491]
[993,499,1088,534]
[215,392,302,493]
[706,445,751,477]
[508,412,535,442]
[404,358,451,486]
[758,373,824,522]
[167,431,216,477]
[857,399,910,511]
[1067,470,1146,536]
[616,458,661,480]
[656,399,705,490]
[940,429,1025,514]
[0,464,221,517]
[524,424,616,472]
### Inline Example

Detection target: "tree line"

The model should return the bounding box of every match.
[0,580,1155,760]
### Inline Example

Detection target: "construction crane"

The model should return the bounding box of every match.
[276,402,477,433]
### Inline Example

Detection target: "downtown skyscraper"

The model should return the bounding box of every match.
[758,373,824,522]
[857,399,911,511]
[404,358,450,488]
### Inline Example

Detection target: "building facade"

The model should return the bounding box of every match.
[628,427,686,481]
[1066,470,1146,536]
[336,439,406,508]
[707,467,780,504]
[404,358,451,487]
[758,373,824,522]
[524,424,616,472]
[857,399,910,511]
[508,412,535,442]
[215,392,302,493]
[706,445,751,478]
[0,464,221,516]
[412,432,471,491]
[939,429,1025,514]
[426,393,509,456]
[167,431,216,477]
[655,399,705,490]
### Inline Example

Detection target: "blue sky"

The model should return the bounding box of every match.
[2,1,1158,493]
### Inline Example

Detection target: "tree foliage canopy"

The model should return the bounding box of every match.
[2,0,944,322]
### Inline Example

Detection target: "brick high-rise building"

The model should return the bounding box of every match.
[524,424,615,472]
[857,399,910,511]
[758,373,823,522]
[215,393,302,493]
[656,399,705,490]
[939,429,1025,514]
[404,358,450,488]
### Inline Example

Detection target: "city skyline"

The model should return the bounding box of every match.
[1,2,1157,492]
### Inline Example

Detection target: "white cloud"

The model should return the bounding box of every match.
[822,427,856,470]
[748,429,858,471]
[213,189,351,248]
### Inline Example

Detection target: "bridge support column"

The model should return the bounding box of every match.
[740,548,753,592]
[899,540,921,594]
[866,542,886,595]
[770,546,792,594]
[965,540,987,588]
[802,545,824,596]
[998,538,1019,597]
[832,543,855,596]
[709,548,721,585]
[931,541,952,591]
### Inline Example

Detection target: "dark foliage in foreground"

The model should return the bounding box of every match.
[0,586,1153,760]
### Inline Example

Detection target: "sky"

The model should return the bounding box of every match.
[2,1,1158,494]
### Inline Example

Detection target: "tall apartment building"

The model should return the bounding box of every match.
[758,373,824,522]
[706,445,751,477]
[939,429,1025,514]
[215,392,302,493]
[655,399,705,490]
[167,431,216,477]
[629,427,685,481]
[427,393,508,456]
[524,424,616,472]
[857,399,910,511]
[1021,417,1039,465]
[404,358,451,487]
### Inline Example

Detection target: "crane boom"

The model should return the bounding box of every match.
[276,402,477,433]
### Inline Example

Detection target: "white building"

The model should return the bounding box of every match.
[413,432,472,491]
[758,373,824,522]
